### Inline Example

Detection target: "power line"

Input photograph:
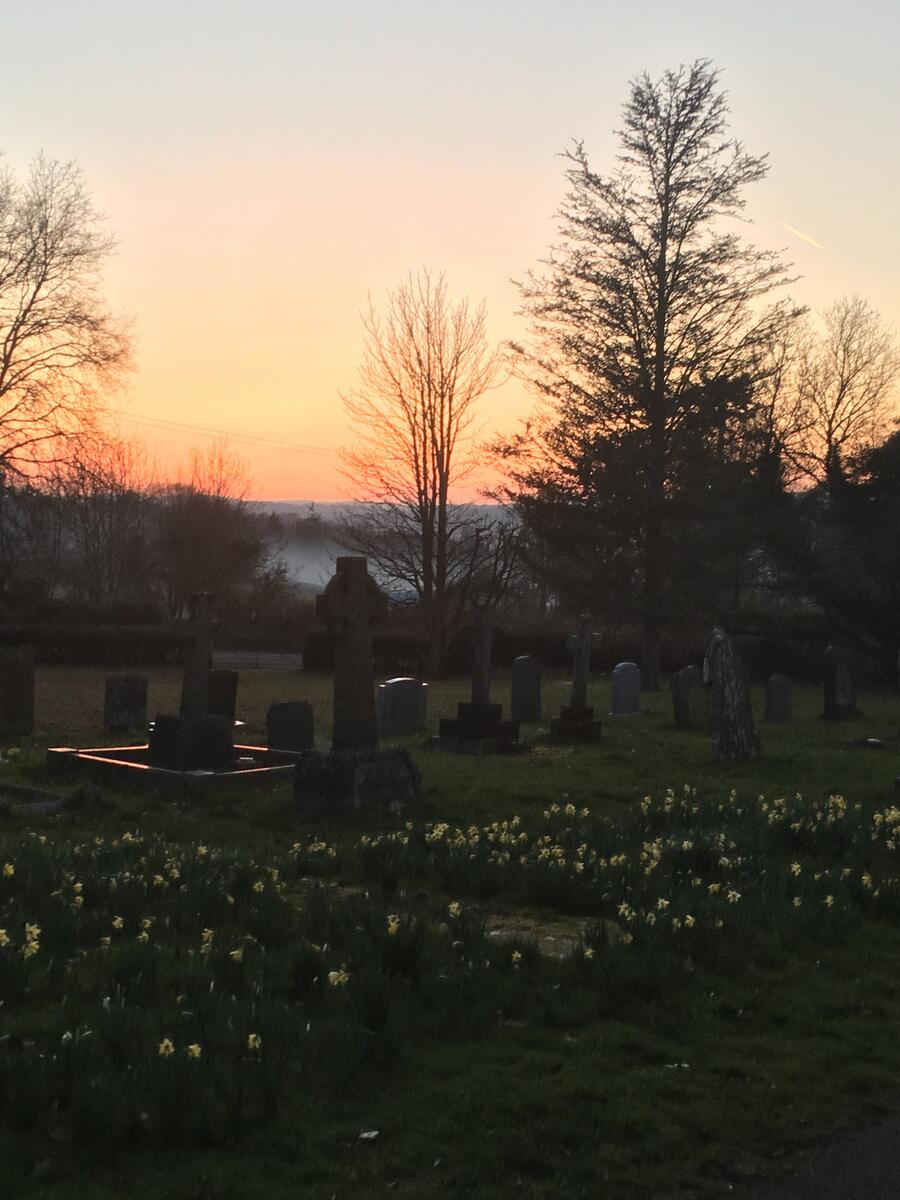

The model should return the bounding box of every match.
[110,408,337,458]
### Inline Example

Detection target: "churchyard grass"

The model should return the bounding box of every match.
[1,668,899,1198]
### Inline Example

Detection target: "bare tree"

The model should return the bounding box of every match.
[0,154,131,476]
[339,270,509,673]
[787,297,899,484]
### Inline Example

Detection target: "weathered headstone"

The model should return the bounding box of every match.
[764,673,791,723]
[294,747,421,817]
[103,675,148,735]
[823,645,857,720]
[148,712,234,771]
[550,617,602,741]
[377,677,428,737]
[179,592,214,720]
[267,700,315,751]
[610,661,640,716]
[316,557,387,751]
[671,665,709,730]
[207,669,238,723]
[702,628,759,760]
[436,615,524,752]
[510,655,542,722]
[0,645,35,736]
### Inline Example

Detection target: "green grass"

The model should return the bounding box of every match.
[1,668,899,1198]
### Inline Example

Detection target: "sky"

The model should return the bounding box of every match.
[3,0,899,501]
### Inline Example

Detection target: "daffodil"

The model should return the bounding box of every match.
[229,947,244,963]
[0,929,9,947]
[511,950,522,968]
[448,901,461,919]
[247,1033,262,1050]
[112,915,124,929]
[158,1038,175,1057]
[386,915,400,937]
[186,1043,202,1059]
[327,969,349,987]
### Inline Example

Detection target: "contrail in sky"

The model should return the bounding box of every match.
[781,221,824,249]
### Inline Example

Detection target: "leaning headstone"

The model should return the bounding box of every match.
[0,645,35,736]
[702,628,759,760]
[764,674,791,723]
[180,592,214,720]
[377,677,428,737]
[103,675,148,735]
[436,614,525,752]
[823,645,857,720]
[511,655,542,722]
[316,557,387,751]
[207,669,238,723]
[610,662,640,716]
[671,665,709,730]
[550,617,602,740]
[267,701,315,751]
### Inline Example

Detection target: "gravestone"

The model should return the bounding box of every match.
[702,627,759,760]
[207,669,238,723]
[148,713,234,771]
[377,677,428,737]
[610,662,640,716]
[179,592,214,720]
[823,645,857,720]
[510,655,542,722]
[671,665,709,730]
[295,747,421,817]
[550,617,602,741]
[316,556,387,751]
[0,645,35,736]
[267,701,315,751]
[103,675,148,735]
[436,614,524,752]
[764,673,791,723]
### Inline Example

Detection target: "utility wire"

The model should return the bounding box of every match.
[110,408,337,458]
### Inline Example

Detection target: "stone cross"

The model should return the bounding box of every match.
[179,592,214,720]
[317,557,387,751]
[566,616,601,709]
[471,614,493,706]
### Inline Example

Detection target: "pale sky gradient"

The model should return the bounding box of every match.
[4,0,898,499]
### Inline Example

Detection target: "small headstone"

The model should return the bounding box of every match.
[764,674,791,723]
[316,557,387,751]
[610,662,640,716]
[377,677,428,737]
[823,645,857,720]
[0,645,35,736]
[267,701,315,751]
[510,656,541,722]
[148,713,234,771]
[180,593,214,720]
[207,669,238,723]
[550,617,602,741]
[103,676,148,735]
[702,628,760,760]
[671,665,709,730]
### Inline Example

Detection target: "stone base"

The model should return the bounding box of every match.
[438,702,521,743]
[550,706,603,742]
[294,748,421,816]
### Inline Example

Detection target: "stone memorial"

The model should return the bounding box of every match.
[764,673,791,723]
[0,645,35,736]
[148,712,234,772]
[207,669,238,723]
[510,655,541,722]
[267,700,315,751]
[550,617,602,740]
[179,592,214,720]
[377,677,428,737]
[671,665,709,730]
[436,615,525,752]
[823,645,857,720]
[296,557,421,812]
[702,627,759,760]
[610,661,640,716]
[103,675,148,735]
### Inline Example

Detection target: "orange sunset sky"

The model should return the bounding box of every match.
[5,0,899,501]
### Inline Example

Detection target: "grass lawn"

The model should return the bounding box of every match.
[1,667,899,1198]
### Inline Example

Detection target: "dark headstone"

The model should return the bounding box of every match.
[436,619,524,752]
[294,748,421,817]
[611,662,640,716]
[510,655,542,722]
[823,645,857,720]
[550,618,602,741]
[180,593,214,719]
[103,675,148,735]
[267,700,315,751]
[148,713,234,771]
[0,645,34,736]
[207,669,238,723]
[702,628,759,760]
[377,677,428,737]
[671,665,709,730]
[316,557,387,751]
[764,673,791,723]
